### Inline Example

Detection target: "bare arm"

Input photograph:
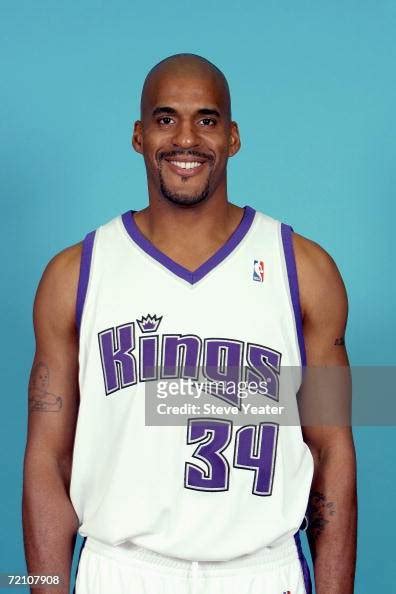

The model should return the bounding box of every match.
[23,243,82,593]
[294,233,357,594]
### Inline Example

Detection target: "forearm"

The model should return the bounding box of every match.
[307,440,357,594]
[22,452,79,594]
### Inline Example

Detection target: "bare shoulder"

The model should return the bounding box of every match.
[291,232,348,323]
[34,242,83,335]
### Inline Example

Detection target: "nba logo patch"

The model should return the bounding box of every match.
[253,260,264,282]
[282,591,291,594]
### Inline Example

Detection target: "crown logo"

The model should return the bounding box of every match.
[136,314,162,333]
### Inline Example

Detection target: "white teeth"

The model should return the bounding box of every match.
[170,161,202,169]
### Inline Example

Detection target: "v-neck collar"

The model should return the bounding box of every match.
[121,205,256,285]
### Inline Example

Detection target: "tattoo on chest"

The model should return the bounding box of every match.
[334,336,345,346]
[28,361,62,412]
[307,490,336,539]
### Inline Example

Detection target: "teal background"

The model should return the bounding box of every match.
[1,1,395,592]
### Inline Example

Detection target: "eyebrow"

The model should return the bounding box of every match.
[198,108,221,118]
[152,106,221,118]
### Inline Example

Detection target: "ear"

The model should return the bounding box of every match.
[132,120,143,154]
[228,121,241,157]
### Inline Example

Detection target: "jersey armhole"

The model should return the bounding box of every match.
[280,223,307,368]
[75,230,96,335]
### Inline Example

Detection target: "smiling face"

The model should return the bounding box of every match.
[133,57,240,207]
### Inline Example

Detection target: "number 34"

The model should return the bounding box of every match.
[184,418,279,496]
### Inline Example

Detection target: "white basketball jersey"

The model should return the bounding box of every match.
[70,204,314,561]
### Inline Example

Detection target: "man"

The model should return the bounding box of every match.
[23,53,357,593]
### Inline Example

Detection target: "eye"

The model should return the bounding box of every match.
[199,118,216,127]
[158,116,175,125]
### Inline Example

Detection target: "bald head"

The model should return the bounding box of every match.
[140,53,231,121]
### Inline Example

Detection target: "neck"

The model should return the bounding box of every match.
[132,182,246,271]
[136,181,243,248]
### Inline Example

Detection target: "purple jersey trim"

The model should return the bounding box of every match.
[121,205,256,285]
[294,532,312,594]
[280,223,307,367]
[75,230,96,334]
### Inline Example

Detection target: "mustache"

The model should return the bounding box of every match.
[158,150,214,162]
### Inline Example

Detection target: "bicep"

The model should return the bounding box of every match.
[293,234,353,451]
[298,236,349,367]
[26,245,82,465]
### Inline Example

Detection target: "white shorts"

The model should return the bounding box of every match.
[74,533,312,594]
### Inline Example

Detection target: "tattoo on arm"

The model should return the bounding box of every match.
[334,336,345,346]
[307,490,336,540]
[28,362,62,412]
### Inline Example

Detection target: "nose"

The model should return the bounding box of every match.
[171,118,200,149]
